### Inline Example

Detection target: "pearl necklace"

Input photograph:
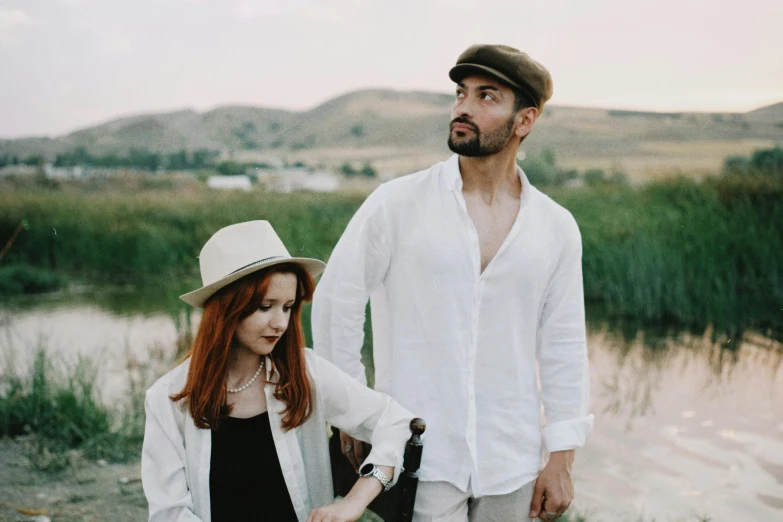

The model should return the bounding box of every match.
[227,360,264,394]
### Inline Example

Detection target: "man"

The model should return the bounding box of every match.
[312,44,593,522]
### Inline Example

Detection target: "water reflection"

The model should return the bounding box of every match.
[0,301,197,404]
[578,323,783,521]
[1,292,782,521]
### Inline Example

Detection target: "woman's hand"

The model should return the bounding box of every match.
[306,497,366,522]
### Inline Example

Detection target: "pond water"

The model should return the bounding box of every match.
[1,292,781,522]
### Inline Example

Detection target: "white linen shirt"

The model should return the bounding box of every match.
[312,154,594,496]
[141,349,413,522]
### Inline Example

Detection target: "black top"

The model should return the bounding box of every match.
[210,412,298,522]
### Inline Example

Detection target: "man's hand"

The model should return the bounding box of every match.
[529,450,575,520]
[339,431,367,472]
[306,497,365,522]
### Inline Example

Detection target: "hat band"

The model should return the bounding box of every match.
[227,255,288,276]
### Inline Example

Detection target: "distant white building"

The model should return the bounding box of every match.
[44,164,84,179]
[256,168,340,193]
[207,175,252,191]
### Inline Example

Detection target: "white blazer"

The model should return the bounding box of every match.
[141,349,413,522]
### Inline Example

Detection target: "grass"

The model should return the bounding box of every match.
[1,175,781,341]
[549,175,783,339]
[0,347,149,471]
[0,264,65,295]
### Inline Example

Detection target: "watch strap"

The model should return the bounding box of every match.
[361,464,392,492]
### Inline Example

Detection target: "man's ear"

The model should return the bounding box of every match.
[515,107,539,140]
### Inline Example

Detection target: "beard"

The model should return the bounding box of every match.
[447,115,516,157]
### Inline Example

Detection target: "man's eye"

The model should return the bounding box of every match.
[481,93,494,101]
[456,91,465,98]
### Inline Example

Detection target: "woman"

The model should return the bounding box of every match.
[141,220,413,522]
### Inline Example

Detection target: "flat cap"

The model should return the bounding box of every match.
[449,44,553,111]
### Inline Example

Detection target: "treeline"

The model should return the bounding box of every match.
[2,147,379,177]
[518,148,629,187]
[722,146,783,178]
[52,147,221,171]
[0,154,44,167]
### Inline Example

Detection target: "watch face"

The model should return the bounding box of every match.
[360,463,374,476]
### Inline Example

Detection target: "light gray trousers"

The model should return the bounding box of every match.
[412,479,536,522]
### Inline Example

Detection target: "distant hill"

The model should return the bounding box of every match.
[1,91,781,180]
[745,102,783,124]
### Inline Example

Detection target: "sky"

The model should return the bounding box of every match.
[0,0,781,138]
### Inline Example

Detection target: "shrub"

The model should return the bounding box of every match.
[0,265,65,295]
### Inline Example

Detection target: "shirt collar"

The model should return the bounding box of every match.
[440,153,534,207]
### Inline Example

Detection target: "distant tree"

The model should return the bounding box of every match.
[340,163,357,176]
[723,147,783,178]
[518,148,558,186]
[351,124,365,137]
[360,163,376,177]
[22,155,43,166]
[609,171,630,186]
[749,146,783,177]
[555,169,579,185]
[269,121,281,132]
[167,150,190,170]
[583,168,606,186]
[128,148,161,171]
[54,147,91,167]
[723,155,749,175]
[94,153,122,168]
[0,155,8,168]
[192,149,219,169]
[217,161,246,176]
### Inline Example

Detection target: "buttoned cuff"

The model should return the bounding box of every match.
[542,414,594,452]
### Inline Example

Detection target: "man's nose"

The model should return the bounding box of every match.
[453,97,474,119]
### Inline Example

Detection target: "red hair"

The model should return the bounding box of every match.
[171,263,314,431]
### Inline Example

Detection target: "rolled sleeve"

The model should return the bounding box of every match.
[542,414,595,452]
[312,352,413,486]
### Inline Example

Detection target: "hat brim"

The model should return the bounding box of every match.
[179,256,326,309]
[449,63,522,91]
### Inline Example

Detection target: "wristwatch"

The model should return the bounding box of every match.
[359,463,392,492]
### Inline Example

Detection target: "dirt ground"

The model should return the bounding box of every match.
[0,438,146,522]
[0,439,384,522]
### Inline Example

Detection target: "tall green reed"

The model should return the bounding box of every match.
[1,177,781,338]
[0,344,159,470]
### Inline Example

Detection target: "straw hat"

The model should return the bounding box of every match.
[180,220,326,308]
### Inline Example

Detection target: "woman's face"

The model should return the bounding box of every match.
[233,272,298,356]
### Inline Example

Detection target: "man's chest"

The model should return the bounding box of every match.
[464,194,521,273]
[389,194,551,299]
